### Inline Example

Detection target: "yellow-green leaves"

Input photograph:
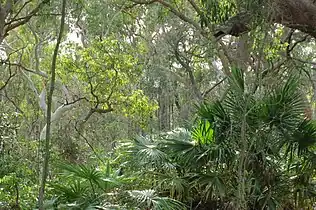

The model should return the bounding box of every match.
[201,0,237,25]
[59,37,157,127]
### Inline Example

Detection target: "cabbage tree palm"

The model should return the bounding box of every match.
[128,69,316,209]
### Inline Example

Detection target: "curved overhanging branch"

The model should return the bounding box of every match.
[128,0,207,36]
[214,0,316,39]
[128,0,316,40]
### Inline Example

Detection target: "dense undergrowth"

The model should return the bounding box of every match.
[2,69,315,209]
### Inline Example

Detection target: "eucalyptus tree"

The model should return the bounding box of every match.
[98,0,227,131]
[0,0,158,208]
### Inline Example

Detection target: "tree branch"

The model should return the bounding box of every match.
[74,125,106,165]
[187,0,205,24]
[10,0,33,22]
[287,35,309,55]
[0,65,16,91]
[156,0,205,35]
[214,1,316,39]
[290,57,316,66]
[2,90,24,114]
[129,0,205,35]
[173,40,202,101]
[2,60,47,77]
[5,0,49,36]
[202,77,227,98]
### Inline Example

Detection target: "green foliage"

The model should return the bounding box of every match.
[200,0,267,27]
[133,136,168,167]
[0,166,38,209]
[60,37,158,125]
[262,75,305,130]
[0,113,19,156]
[0,112,39,209]
[192,119,213,145]
[125,70,316,209]
[48,161,121,209]
[200,0,237,26]
[46,159,188,210]
[128,189,186,210]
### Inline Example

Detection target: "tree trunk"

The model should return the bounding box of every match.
[38,0,66,209]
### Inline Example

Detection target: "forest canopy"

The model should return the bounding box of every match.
[0,0,316,209]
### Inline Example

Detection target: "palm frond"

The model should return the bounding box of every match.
[196,101,230,143]
[229,68,244,93]
[128,189,186,210]
[157,172,190,200]
[163,137,204,168]
[51,180,88,203]
[262,75,306,130]
[58,163,103,184]
[292,120,316,154]
[190,172,226,200]
[56,162,120,193]
[162,128,196,156]
[196,102,215,122]
[133,136,168,167]
[192,119,214,145]
[165,128,192,142]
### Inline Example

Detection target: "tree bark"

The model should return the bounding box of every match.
[38,0,66,209]
[215,0,316,39]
